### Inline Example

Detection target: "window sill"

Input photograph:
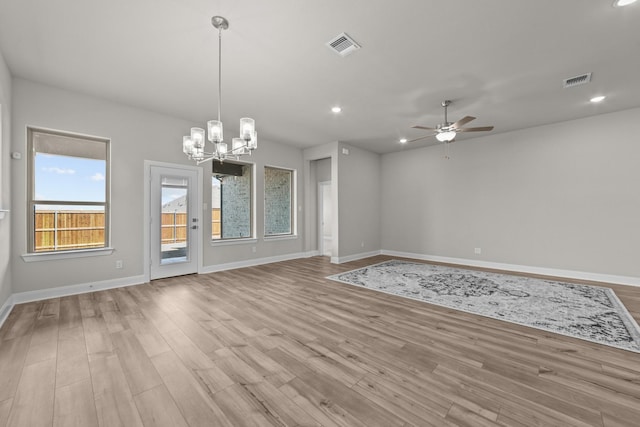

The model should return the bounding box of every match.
[263,235,298,242]
[21,247,114,263]
[210,238,258,247]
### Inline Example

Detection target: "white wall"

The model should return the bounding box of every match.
[0,50,12,313]
[337,143,381,260]
[11,78,304,294]
[381,107,640,278]
[316,158,331,182]
[303,142,381,262]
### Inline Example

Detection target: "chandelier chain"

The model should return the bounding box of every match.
[217,26,222,123]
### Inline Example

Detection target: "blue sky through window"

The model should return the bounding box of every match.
[35,153,106,204]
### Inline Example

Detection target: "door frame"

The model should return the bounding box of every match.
[318,181,332,257]
[143,160,203,282]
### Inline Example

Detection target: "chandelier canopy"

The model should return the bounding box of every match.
[182,16,257,164]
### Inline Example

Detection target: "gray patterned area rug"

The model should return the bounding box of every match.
[327,260,640,353]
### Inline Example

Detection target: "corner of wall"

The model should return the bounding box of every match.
[0,47,14,315]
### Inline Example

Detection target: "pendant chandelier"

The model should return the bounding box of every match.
[182,16,257,164]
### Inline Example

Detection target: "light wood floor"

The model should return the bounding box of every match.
[1,255,640,427]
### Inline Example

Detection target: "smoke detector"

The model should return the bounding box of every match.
[326,32,361,57]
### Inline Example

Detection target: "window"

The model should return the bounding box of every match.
[28,128,109,253]
[212,160,253,240]
[264,166,294,236]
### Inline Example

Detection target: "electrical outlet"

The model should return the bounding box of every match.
[474,248,482,255]
[361,241,365,248]
[251,246,257,253]
[115,260,123,269]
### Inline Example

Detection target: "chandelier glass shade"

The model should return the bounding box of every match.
[182,16,257,164]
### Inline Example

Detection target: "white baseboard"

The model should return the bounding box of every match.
[381,250,640,288]
[0,294,15,329]
[200,251,317,274]
[331,250,382,264]
[12,274,147,305]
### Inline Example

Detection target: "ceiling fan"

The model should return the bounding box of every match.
[407,100,494,144]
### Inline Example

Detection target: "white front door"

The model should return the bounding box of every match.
[149,165,199,280]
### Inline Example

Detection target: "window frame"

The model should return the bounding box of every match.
[211,160,256,242]
[27,127,111,254]
[263,165,296,238]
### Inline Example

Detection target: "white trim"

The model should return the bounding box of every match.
[0,295,15,329]
[200,251,312,274]
[318,181,332,257]
[263,235,298,242]
[332,250,382,264]
[381,250,640,287]
[211,238,258,247]
[21,247,114,262]
[11,274,146,305]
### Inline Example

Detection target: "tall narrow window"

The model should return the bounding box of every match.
[264,166,294,236]
[28,128,110,252]
[211,160,253,240]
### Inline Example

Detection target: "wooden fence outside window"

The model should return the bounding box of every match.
[34,209,223,251]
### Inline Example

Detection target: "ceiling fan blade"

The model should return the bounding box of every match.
[411,125,437,131]
[406,134,436,143]
[457,126,494,132]
[452,116,476,129]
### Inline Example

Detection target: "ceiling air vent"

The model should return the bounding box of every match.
[563,72,592,88]
[326,32,361,57]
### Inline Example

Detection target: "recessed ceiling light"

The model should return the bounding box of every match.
[613,0,637,6]
[331,106,342,113]
[399,138,408,144]
[590,95,606,103]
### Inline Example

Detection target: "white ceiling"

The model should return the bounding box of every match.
[1,0,639,154]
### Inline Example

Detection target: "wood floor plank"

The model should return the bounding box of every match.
[150,350,234,427]
[0,399,12,427]
[240,380,322,427]
[126,315,171,358]
[53,379,98,427]
[0,336,31,402]
[211,383,278,427]
[82,304,114,359]
[0,303,39,341]
[0,256,639,426]
[56,326,90,389]
[6,358,56,427]
[58,296,82,330]
[133,385,188,427]
[23,314,59,367]
[110,329,163,396]
[90,354,144,427]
